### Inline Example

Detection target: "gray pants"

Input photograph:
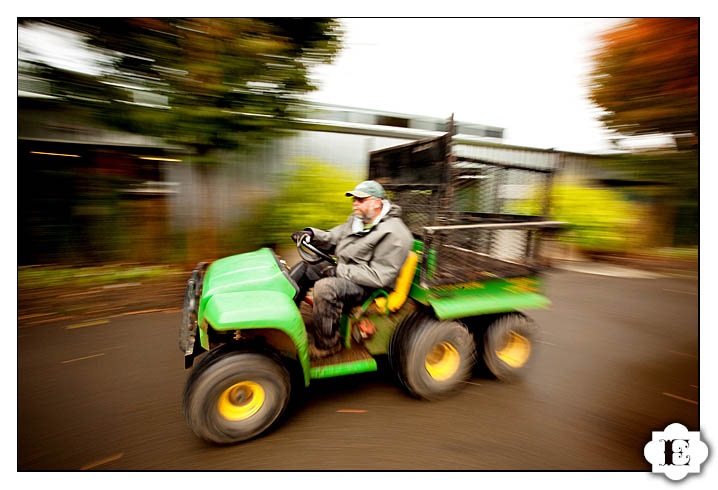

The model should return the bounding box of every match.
[291,262,372,349]
[311,277,372,349]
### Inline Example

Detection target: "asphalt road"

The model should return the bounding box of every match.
[17,267,699,471]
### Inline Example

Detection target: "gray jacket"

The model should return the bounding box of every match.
[308,203,414,290]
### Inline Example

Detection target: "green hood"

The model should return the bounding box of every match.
[198,248,297,323]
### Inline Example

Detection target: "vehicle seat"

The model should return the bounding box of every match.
[374,251,419,313]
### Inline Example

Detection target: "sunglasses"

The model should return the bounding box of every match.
[352,196,373,203]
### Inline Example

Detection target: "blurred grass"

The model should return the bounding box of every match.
[633,247,698,260]
[18,264,184,290]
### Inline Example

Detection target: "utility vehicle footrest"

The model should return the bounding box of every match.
[309,345,377,379]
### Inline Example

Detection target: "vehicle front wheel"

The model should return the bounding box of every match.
[183,351,291,444]
[391,313,476,400]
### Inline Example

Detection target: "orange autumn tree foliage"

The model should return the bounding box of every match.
[589,18,698,147]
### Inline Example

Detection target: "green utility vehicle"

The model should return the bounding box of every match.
[178,130,564,444]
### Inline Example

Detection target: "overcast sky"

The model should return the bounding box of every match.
[308,18,628,154]
[17,17,680,154]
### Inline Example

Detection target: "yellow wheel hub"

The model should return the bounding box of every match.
[496,331,531,368]
[217,381,265,421]
[425,342,460,381]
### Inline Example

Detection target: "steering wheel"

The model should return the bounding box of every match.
[296,235,336,265]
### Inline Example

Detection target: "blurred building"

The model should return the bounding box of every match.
[17,91,630,265]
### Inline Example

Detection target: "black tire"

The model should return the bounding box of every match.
[179,262,207,353]
[481,313,537,382]
[183,351,291,444]
[390,312,475,400]
[387,310,414,378]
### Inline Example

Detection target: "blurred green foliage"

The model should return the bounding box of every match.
[18,18,343,156]
[244,158,360,248]
[601,151,698,200]
[509,183,641,253]
[600,150,698,246]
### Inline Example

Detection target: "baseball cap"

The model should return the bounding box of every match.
[345,180,386,199]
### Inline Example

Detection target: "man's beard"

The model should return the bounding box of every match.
[354,208,375,224]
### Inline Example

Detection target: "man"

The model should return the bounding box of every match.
[290,180,413,359]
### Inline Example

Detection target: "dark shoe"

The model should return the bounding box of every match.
[309,341,342,360]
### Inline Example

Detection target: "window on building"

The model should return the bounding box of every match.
[377,115,409,128]
[486,129,503,139]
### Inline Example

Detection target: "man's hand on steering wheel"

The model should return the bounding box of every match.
[292,229,335,265]
[291,229,313,243]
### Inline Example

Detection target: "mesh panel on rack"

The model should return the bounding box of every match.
[385,186,442,236]
[451,163,501,213]
[421,226,540,287]
[500,168,550,215]
[451,161,551,215]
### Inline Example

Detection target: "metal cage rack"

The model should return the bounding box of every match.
[368,130,562,286]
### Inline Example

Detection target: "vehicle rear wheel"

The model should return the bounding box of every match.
[390,312,475,400]
[183,351,290,444]
[481,313,537,382]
